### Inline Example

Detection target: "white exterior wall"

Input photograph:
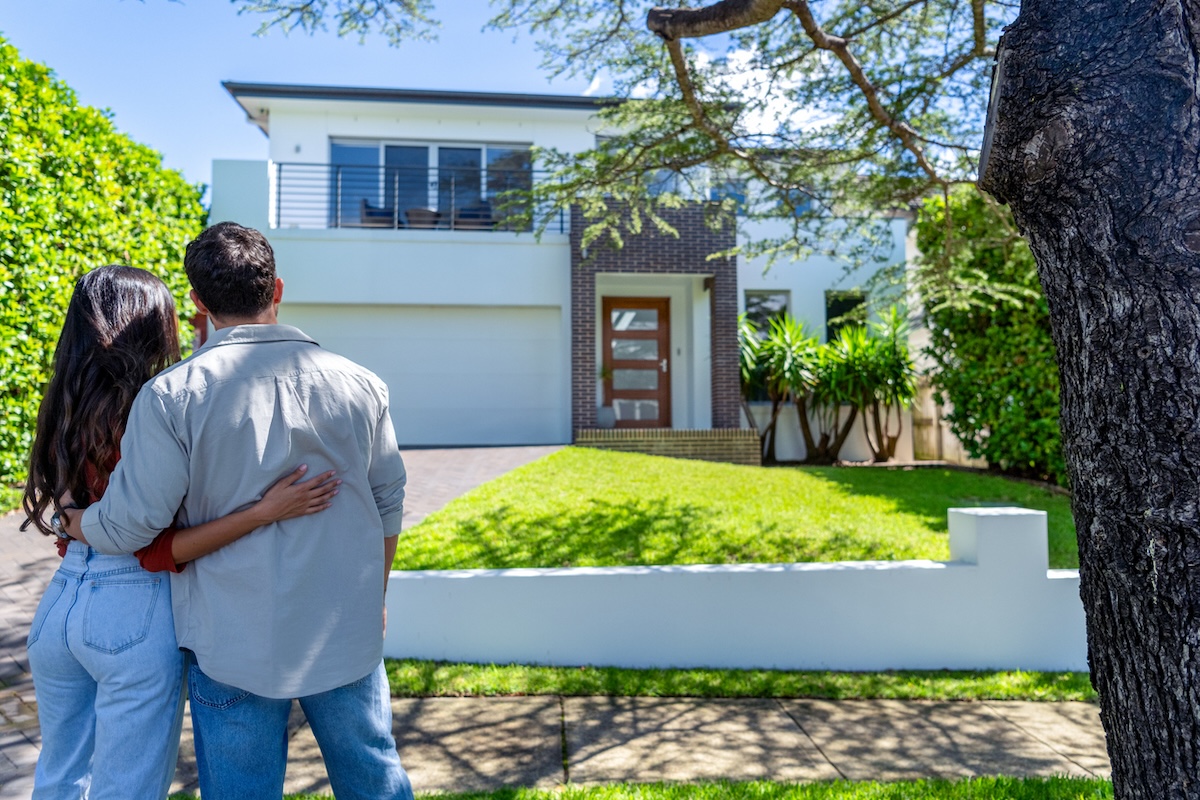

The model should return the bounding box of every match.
[746,403,916,463]
[384,507,1087,671]
[262,100,600,168]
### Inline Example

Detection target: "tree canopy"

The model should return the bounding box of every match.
[0,35,206,484]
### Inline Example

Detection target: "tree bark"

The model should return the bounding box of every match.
[979,0,1200,795]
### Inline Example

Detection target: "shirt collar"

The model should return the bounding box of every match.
[201,323,319,350]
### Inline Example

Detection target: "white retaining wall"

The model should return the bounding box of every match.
[384,507,1087,671]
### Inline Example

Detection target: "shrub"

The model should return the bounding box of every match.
[739,307,916,464]
[915,188,1066,485]
[0,36,205,485]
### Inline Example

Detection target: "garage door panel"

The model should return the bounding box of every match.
[280,304,567,445]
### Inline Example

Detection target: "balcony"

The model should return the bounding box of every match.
[271,162,566,233]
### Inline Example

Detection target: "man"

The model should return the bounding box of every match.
[76,222,412,800]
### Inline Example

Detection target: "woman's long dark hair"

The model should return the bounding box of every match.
[22,266,181,535]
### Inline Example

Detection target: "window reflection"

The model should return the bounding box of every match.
[611,309,658,331]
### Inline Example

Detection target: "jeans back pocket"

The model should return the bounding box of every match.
[81,577,161,654]
[188,664,251,710]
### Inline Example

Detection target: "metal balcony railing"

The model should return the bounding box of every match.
[271,163,566,233]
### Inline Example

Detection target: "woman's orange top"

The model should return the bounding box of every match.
[54,451,182,573]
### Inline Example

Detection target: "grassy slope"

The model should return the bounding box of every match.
[394,448,1077,571]
[385,661,1096,702]
[173,778,1114,800]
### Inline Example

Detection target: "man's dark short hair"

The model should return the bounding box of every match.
[184,222,277,319]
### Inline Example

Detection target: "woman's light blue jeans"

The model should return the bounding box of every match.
[188,659,413,800]
[26,541,185,800]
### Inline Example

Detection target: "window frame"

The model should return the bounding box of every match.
[328,137,534,210]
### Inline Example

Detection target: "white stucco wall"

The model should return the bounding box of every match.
[384,507,1087,671]
[260,99,601,167]
[746,403,916,463]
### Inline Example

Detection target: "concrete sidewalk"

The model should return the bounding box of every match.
[171,695,1109,795]
[1,444,1112,797]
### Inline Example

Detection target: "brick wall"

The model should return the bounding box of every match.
[570,204,740,431]
[575,429,761,466]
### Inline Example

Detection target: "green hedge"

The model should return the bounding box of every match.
[914,189,1066,486]
[0,36,205,485]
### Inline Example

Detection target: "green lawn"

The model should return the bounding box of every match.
[173,778,1114,800]
[393,448,1077,571]
[385,661,1095,702]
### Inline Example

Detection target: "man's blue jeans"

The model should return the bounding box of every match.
[188,659,413,800]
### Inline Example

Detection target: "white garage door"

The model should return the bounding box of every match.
[279,304,568,446]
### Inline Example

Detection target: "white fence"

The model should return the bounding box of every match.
[384,507,1087,671]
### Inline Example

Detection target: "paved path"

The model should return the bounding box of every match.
[0,444,1113,797]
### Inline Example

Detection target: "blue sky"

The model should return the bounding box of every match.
[0,0,595,191]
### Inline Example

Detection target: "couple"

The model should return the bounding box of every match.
[22,222,413,799]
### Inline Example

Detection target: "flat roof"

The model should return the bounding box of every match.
[223,81,619,111]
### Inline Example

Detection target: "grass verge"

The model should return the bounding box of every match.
[384,661,1096,702]
[173,778,1114,800]
[394,449,1078,571]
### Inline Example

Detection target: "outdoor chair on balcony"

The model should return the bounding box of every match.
[405,208,441,228]
[452,204,494,230]
[360,199,399,228]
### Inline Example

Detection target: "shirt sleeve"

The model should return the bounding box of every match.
[134,528,185,573]
[80,387,189,555]
[368,386,406,537]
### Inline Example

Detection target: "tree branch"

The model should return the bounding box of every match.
[661,37,819,207]
[647,0,786,41]
[972,0,987,55]
[783,0,946,186]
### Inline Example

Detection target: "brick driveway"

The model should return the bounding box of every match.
[0,445,560,798]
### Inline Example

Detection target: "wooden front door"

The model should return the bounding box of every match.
[602,297,671,428]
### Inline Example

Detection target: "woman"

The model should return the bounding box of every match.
[21,265,339,799]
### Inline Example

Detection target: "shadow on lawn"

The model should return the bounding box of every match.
[437,497,905,569]
[445,497,715,568]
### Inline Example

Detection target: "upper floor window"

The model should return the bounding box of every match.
[327,140,532,229]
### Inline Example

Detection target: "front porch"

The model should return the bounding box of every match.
[569,204,745,463]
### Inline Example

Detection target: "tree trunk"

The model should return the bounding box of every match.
[795,394,819,458]
[979,1,1200,795]
[763,397,783,463]
[828,405,858,462]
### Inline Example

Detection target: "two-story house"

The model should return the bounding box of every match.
[208,81,918,464]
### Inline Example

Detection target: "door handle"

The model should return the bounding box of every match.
[660,358,669,373]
